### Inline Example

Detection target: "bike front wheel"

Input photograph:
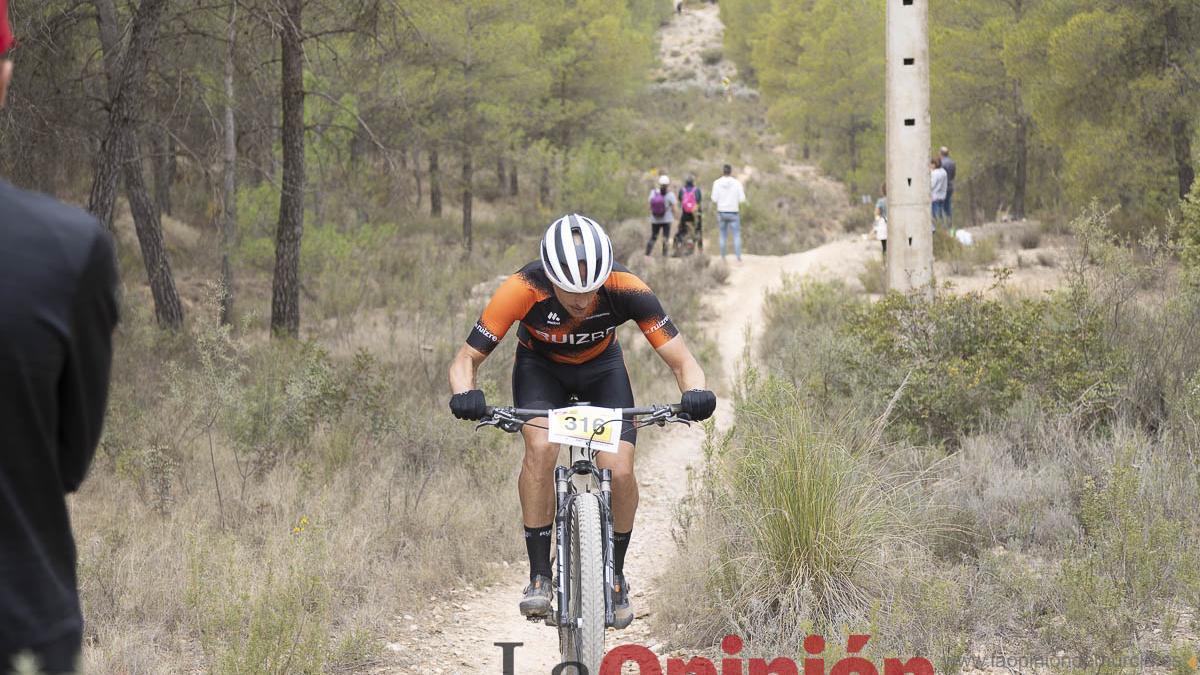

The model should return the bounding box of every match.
[559,493,606,673]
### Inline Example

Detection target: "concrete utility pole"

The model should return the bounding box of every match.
[885,0,933,293]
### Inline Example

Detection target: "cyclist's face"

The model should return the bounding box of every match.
[553,285,598,319]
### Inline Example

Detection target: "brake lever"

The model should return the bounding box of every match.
[649,409,690,427]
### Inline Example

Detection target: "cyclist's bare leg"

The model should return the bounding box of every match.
[595,440,638,531]
[518,419,557,527]
[516,419,557,616]
[597,439,638,627]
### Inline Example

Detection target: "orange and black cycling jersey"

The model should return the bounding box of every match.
[467,261,679,365]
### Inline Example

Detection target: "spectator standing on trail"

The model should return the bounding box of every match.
[0,1,121,671]
[646,174,678,257]
[930,157,949,231]
[710,164,747,262]
[675,0,683,13]
[939,146,956,226]
[874,183,888,255]
[675,175,703,252]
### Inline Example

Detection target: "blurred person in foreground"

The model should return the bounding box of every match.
[0,1,121,672]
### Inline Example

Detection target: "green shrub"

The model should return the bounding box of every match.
[858,255,886,294]
[187,531,331,674]
[1066,204,1200,430]
[1047,457,1192,667]
[760,278,862,400]
[1019,229,1042,249]
[560,141,638,224]
[722,373,921,617]
[843,287,1117,446]
[841,205,873,233]
[655,372,942,652]
[1181,181,1200,283]
[700,48,723,65]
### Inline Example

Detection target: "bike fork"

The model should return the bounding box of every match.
[599,467,615,628]
[553,465,571,629]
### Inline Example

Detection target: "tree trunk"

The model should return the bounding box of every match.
[88,133,123,231]
[271,0,304,338]
[1013,112,1029,219]
[88,0,123,229]
[87,0,183,330]
[1164,7,1194,200]
[462,149,473,253]
[1173,116,1195,200]
[510,161,519,196]
[429,147,442,217]
[220,0,238,325]
[122,131,184,329]
[539,164,550,207]
[847,124,859,197]
[497,157,506,193]
[152,128,173,217]
[412,147,423,210]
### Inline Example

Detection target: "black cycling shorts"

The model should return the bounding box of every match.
[513,342,638,444]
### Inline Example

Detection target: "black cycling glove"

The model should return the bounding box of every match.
[450,389,488,420]
[680,389,717,422]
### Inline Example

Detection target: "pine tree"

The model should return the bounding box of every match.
[932,0,1049,220]
[1008,0,1200,225]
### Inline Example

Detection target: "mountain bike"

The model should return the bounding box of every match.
[476,402,689,673]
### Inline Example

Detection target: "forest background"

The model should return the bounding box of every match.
[2,0,1200,672]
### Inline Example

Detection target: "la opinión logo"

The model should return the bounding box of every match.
[495,634,934,675]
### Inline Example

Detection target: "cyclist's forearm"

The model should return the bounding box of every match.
[673,356,705,392]
[656,336,705,391]
[448,344,486,393]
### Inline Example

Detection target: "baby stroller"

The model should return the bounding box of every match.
[672,213,701,257]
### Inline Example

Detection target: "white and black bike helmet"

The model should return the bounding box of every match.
[540,214,614,293]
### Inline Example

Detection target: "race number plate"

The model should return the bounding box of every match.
[547,406,624,454]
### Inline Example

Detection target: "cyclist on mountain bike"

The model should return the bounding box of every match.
[447,214,716,629]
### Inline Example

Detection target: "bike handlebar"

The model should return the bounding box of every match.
[481,404,682,419]
[475,403,688,434]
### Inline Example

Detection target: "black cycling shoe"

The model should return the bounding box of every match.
[612,574,634,629]
[519,575,554,618]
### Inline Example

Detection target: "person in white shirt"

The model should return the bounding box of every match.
[931,157,948,231]
[710,164,747,262]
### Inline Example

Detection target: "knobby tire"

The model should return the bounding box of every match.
[559,494,605,673]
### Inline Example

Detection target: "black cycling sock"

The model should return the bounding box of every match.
[614,529,632,578]
[525,524,553,581]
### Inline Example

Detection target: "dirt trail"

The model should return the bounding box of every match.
[657,3,737,93]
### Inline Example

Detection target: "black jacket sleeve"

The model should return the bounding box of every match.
[57,231,119,493]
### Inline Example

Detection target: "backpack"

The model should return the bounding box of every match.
[681,187,698,214]
[650,190,667,218]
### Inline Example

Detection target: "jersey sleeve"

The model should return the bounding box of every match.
[606,270,679,349]
[466,273,536,354]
